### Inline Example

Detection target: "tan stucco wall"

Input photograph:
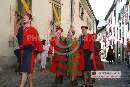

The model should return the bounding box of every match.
[0,0,15,56]
[61,0,71,37]
[32,0,52,41]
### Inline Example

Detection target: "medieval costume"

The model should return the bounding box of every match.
[49,36,67,76]
[66,37,82,77]
[40,40,49,72]
[79,26,95,87]
[19,26,43,73]
[48,27,68,87]
[93,41,104,70]
[18,13,43,87]
[65,29,82,86]
[106,46,114,64]
[79,33,94,72]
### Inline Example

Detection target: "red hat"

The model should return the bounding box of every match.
[56,26,63,32]
[81,26,88,29]
[24,13,33,20]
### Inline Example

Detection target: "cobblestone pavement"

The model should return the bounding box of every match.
[0,62,130,87]
[94,62,130,87]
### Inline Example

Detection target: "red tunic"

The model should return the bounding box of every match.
[92,49,104,70]
[49,36,67,76]
[83,34,94,52]
[107,49,113,57]
[20,26,43,73]
[106,49,114,61]
[79,34,95,71]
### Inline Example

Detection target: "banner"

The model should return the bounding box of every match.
[16,0,32,15]
[52,4,61,25]
[20,0,31,14]
[14,0,32,35]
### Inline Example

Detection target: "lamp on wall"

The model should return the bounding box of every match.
[8,40,14,47]
[8,36,15,47]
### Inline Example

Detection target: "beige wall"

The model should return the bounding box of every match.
[0,0,15,56]
[61,0,71,37]
[73,0,85,37]
[32,0,52,41]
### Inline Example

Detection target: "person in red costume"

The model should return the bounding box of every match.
[79,26,94,87]
[106,46,114,64]
[65,28,82,87]
[92,33,104,71]
[48,26,67,87]
[19,13,43,87]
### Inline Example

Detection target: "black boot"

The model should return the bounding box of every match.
[70,81,74,87]
[53,77,58,87]
[59,76,63,84]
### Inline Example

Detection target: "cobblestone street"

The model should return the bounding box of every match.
[0,62,130,87]
[95,62,130,87]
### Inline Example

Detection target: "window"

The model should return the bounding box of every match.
[110,40,112,45]
[114,10,116,17]
[122,27,124,37]
[119,23,121,27]
[128,22,130,31]
[122,19,124,24]
[8,36,16,47]
[109,27,112,35]
[118,13,121,21]
[113,27,115,36]
[109,19,111,24]
[79,3,84,20]
[125,6,128,25]
[120,29,121,39]
[129,5,130,16]
[79,2,82,14]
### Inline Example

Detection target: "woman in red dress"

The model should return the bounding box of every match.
[19,13,43,87]
[106,46,114,64]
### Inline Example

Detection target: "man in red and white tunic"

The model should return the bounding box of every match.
[19,13,43,87]
[79,26,94,86]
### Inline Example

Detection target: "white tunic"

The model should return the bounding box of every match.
[41,44,50,68]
